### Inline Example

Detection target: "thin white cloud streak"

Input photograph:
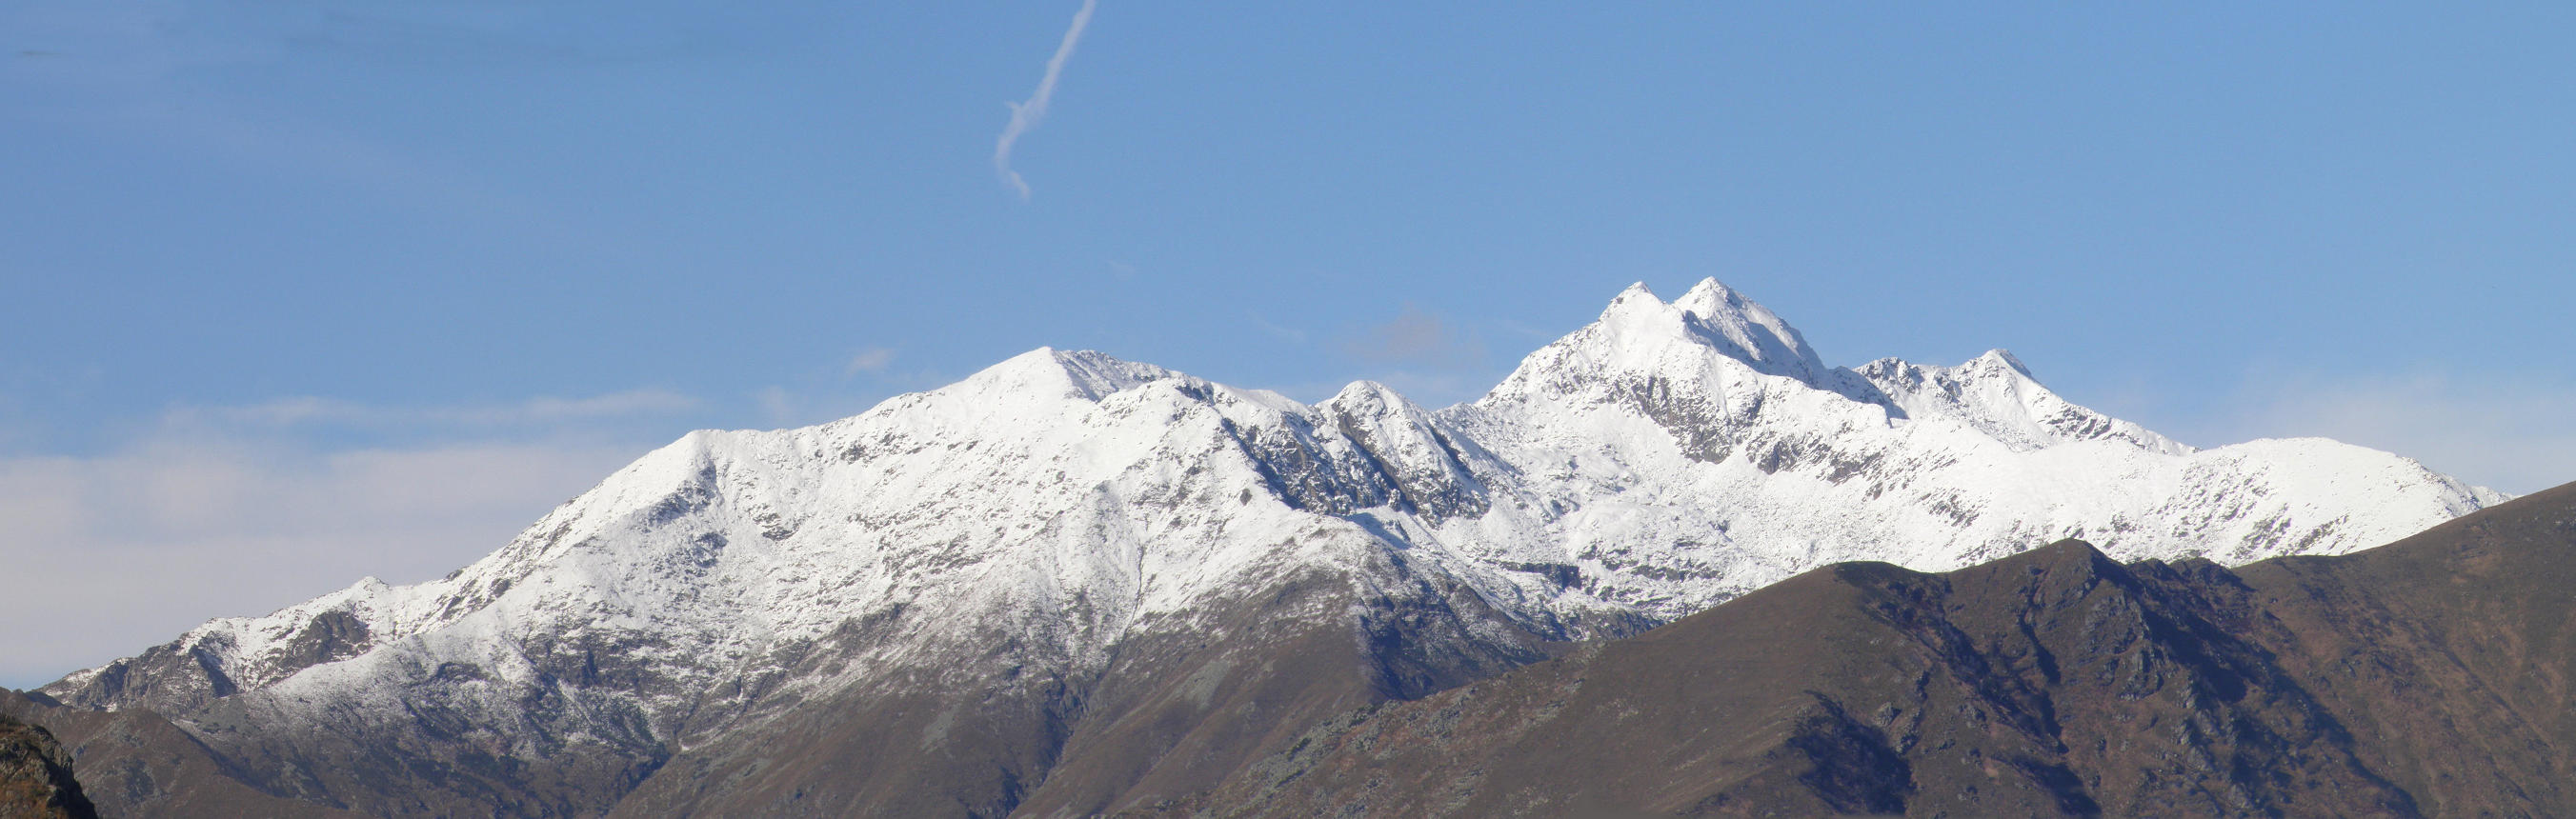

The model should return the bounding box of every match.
[992,0,1097,201]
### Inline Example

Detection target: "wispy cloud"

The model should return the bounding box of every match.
[1340,305,1487,371]
[993,0,1097,201]
[1258,371,1490,411]
[173,390,697,430]
[844,347,896,376]
[0,383,723,686]
[755,386,806,428]
[2214,370,2576,496]
[0,430,648,688]
[1251,313,1308,345]
[1323,306,1498,409]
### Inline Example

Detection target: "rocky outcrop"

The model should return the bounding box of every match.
[0,710,94,819]
[0,689,361,819]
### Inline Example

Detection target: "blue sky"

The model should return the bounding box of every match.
[6,2,2574,685]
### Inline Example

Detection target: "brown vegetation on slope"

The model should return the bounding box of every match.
[16,483,2569,818]
[0,711,95,819]
[1189,483,2576,818]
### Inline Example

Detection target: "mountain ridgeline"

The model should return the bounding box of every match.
[1188,480,2576,818]
[19,280,2514,817]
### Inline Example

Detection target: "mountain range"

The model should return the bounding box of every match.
[9,280,2511,817]
[1187,479,2576,817]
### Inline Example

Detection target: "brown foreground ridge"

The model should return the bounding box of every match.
[11,481,2572,817]
[1184,481,2576,818]
[0,711,95,819]
[0,690,361,819]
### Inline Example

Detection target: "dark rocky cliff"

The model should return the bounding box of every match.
[0,710,95,819]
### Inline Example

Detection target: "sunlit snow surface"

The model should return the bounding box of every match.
[55,279,2504,752]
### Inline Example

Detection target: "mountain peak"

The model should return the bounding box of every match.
[1326,379,1407,410]
[1669,277,1746,317]
[1594,281,1668,326]
[1852,349,2188,455]
[1558,278,1828,385]
[957,347,1172,404]
[1671,277,1826,381]
[1971,349,2033,378]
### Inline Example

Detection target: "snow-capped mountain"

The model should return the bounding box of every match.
[39,279,2505,818]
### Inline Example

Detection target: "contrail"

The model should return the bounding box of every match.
[994,0,1097,201]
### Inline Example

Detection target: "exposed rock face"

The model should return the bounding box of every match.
[1193,482,2576,818]
[0,710,94,819]
[0,690,359,819]
[599,560,1564,819]
[25,280,2506,817]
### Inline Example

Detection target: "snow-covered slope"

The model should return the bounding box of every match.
[1433,279,2502,618]
[43,279,2506,816]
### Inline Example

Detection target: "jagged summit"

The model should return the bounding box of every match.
[945,346,1173,404]
[1852,348,2184,454]
[1978,347,2034,377]
[1496,278,1831,403]
[1476,279,2195,461]
[1323,378,1407,410]
[1669,277,1829,381]
[37,279,2512,818]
